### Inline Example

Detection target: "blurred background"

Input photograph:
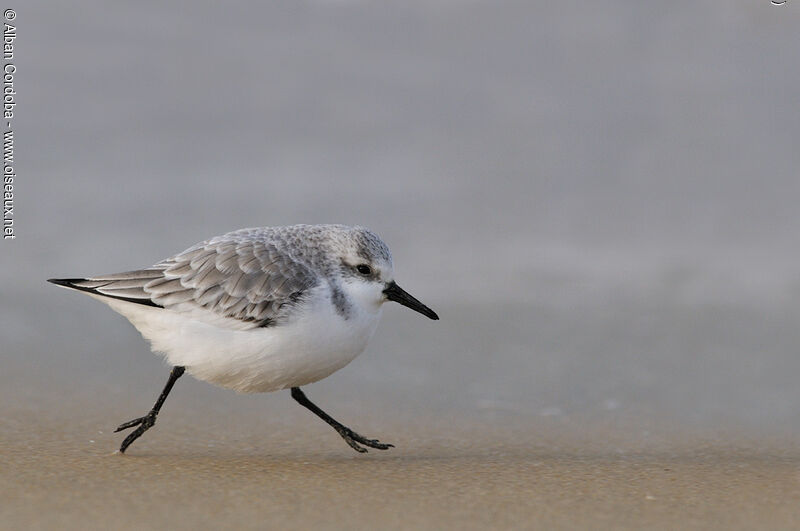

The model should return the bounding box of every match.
[3,1,800,443]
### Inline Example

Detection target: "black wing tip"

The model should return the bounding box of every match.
[47,278,85,287]
[46,277,163,308]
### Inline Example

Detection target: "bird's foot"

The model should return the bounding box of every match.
[335,425,394,453]
[114,411,157,453]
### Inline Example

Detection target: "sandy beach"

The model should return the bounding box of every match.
[4,402,800,530]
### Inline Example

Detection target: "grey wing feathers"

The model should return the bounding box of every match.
[52,233,320,328]
[152,237,319,326]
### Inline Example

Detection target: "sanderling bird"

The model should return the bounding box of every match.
[48,224,438,454]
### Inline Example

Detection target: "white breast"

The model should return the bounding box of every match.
[95,285,383,393]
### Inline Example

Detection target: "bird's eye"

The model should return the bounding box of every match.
[356,264,372,275]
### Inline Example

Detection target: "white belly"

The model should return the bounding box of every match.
[97,294,382,393]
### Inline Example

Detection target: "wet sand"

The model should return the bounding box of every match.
[4,401,800,530]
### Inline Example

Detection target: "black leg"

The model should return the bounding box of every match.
[290,387,393,453]
[115,365,185,453]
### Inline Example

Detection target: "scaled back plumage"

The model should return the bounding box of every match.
[53,225,393,329]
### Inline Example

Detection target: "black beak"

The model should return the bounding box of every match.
[383,281,439,320]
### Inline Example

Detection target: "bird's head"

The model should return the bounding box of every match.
[334,226,438,320]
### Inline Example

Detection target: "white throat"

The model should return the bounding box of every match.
[337,277,386,318]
